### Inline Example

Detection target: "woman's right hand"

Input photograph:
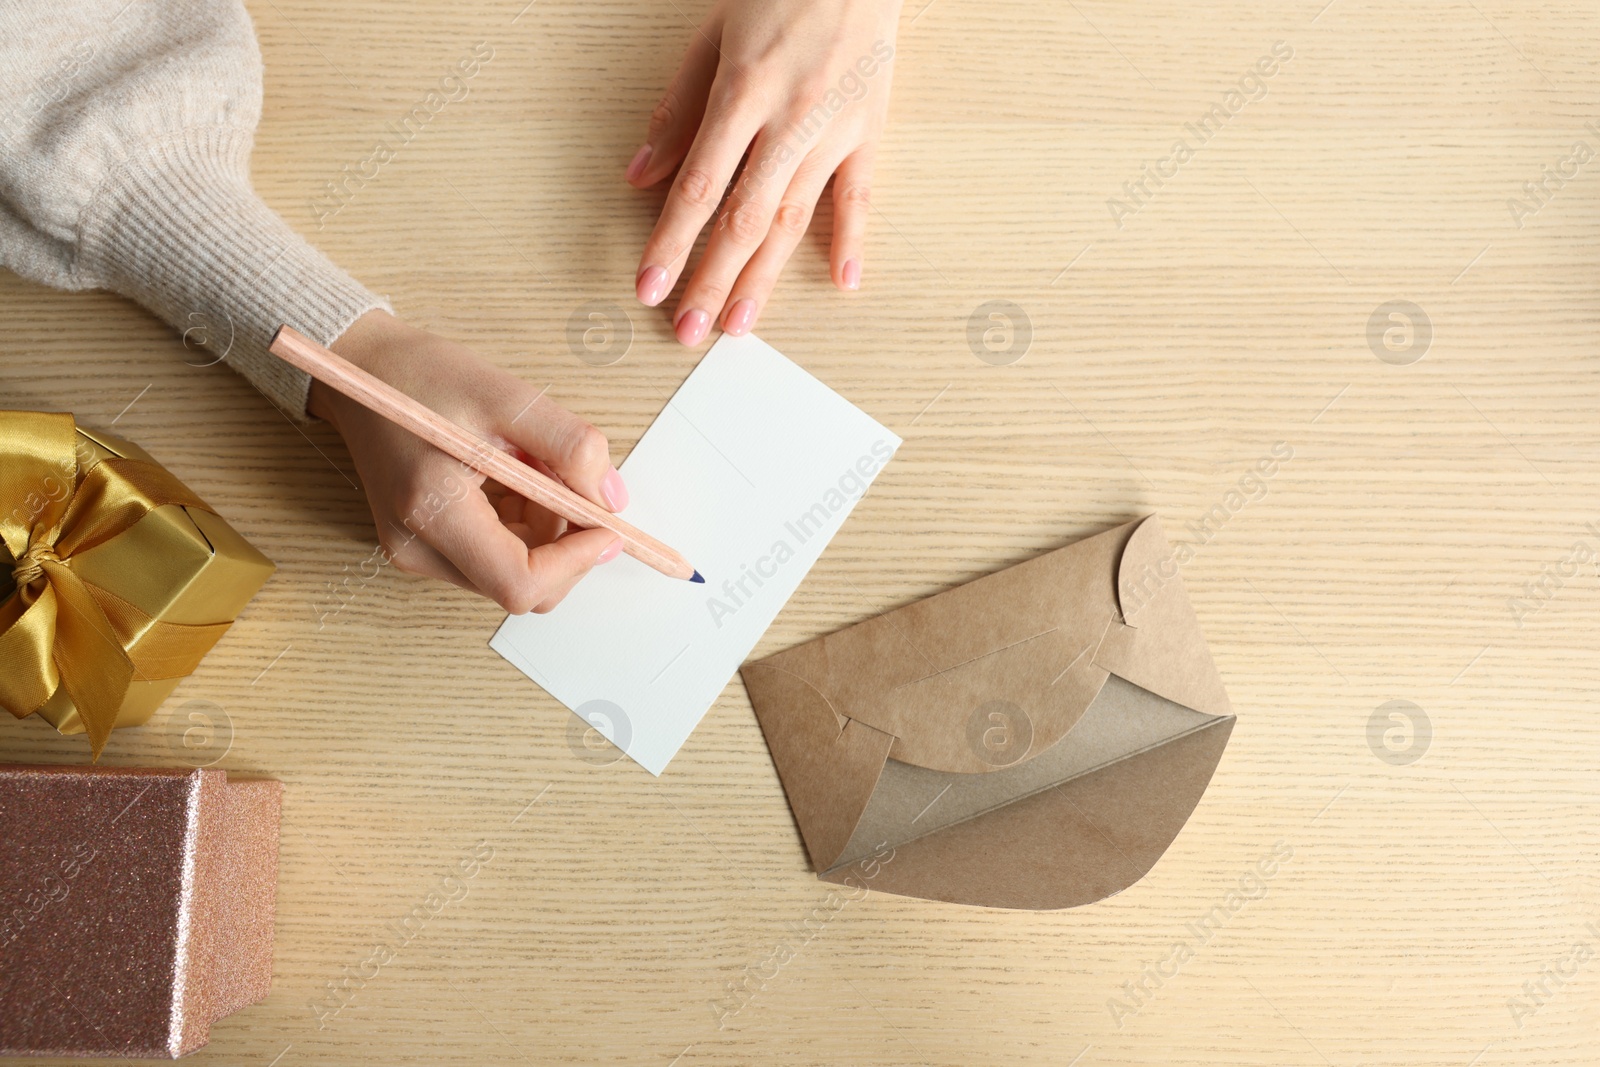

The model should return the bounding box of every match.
[315,310,626,615]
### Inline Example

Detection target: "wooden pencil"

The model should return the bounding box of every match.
[268,325,702,584]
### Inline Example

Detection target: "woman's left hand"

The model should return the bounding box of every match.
[626,0,903,345]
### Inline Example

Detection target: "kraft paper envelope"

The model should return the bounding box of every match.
[740,515,1235,910]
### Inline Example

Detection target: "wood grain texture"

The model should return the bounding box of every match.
[3,0,1599,1064]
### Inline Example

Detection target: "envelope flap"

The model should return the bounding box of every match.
[819,712,1236,910]
[758,521,1139,774]
[830,674,1223,869]
[1098,515,1232,716]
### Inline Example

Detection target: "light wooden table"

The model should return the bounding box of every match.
[5,1,1600,1064]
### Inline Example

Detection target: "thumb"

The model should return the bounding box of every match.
[521,527,623,614]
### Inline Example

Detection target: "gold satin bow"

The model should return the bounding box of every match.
[0,411,232,757]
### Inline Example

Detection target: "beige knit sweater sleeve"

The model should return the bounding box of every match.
[0,1,389,419]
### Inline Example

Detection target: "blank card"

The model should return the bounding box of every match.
[490,333,901,775]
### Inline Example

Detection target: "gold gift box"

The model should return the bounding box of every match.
[17,425,274,736]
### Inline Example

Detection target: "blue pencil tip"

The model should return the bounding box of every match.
[690,570,705,584]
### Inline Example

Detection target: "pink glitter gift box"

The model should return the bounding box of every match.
[0,765,282,1058]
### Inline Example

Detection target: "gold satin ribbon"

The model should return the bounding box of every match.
[0,412,232,757]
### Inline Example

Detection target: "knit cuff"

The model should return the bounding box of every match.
[74,126,390,420]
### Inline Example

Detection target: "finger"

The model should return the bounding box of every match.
[627,28,721,188]
[635,72,765,310]
[491,459,567,542]
[674,128,808,345]
[503,517,565,556]
[496,494,561,536]
[413,485,617,614]
[500,394,627,513]
[504,497,567,545]
[831,145,875,291]
[719,149,839,337]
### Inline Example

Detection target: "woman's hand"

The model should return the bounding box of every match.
[313,310,626,614]
[627,0,902,345]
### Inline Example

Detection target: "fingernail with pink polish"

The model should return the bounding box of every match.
[597,538,623,564]
[842,258,861,291]
[601,465,629,511]
[636,265,669,307]
[675,308,710,345]
[724,299,756,336]
[625,144,653,183]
